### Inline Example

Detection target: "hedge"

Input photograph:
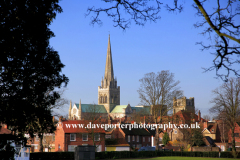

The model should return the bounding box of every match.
[30,152,74,160]
[30,151,240,160]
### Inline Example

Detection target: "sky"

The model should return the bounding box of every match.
[49,0,238,118]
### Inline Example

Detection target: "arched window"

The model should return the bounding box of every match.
[105,96,107,103]
[111,96,113,103]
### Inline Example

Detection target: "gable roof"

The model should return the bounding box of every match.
[203,136,216,146]
[75,104,108,113]
[202,128,211,134]
[207,123,217,134]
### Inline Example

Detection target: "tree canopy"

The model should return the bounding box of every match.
[0,0,68,140]
[138,70,183,118]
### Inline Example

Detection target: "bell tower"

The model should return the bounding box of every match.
[98,35,120,113]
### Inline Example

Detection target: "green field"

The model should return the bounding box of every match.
[118,157,236,160]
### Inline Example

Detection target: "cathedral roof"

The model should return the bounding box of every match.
[110,105,128,113]
[131,106,151,114]
[75,104,108,113]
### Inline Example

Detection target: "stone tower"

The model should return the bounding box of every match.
[98,35,120,113]
[173,97,195,114]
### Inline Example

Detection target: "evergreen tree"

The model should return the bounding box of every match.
[192,129,205,147]
[0,0,68,154]
[162,132,170,145]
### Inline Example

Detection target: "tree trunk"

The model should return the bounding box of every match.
[155,128,159,150]
[39,134,43,152]
[231,126,236,157]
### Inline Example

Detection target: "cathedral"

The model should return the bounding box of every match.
[173,97,195,114]
[68,35,151,120]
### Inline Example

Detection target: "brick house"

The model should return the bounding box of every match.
[228,122,240,148]
[112,124,152,150]
[202,121,221,142]
[55,119,105,152]
[27,133,55,152]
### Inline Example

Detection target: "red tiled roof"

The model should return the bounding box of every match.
[59,120,105,133]
[0,127,11,134]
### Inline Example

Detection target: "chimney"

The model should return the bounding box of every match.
[198,110,201,121]
[203,121,208,129]
[59,116,63,122]
[52,116,55,122]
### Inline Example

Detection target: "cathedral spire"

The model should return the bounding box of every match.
[104,35,114,85]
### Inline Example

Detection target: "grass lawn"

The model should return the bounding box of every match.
[117,157,236,160]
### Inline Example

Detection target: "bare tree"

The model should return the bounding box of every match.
[49,88,69,118]
[131,107,149,123]
[202,115,211,121]
[137,70,183,150]
[210,77,240,156]
[216,111,230,143]
[86,0,240,81]
[32,89,68,152]
[138,70,183,122]
[86,0,162,30]
[43,134,54,152]
[192,0,240,81]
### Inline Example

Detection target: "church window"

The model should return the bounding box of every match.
[128,135,130,142]
[132,135,135,141]
[143,137,145,142]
